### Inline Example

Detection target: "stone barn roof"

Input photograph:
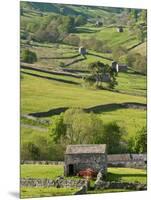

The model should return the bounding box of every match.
[65,144,106,155]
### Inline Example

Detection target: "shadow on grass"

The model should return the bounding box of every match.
[28,102,146,118]
[107,172,146,182]
[21,71,79,85]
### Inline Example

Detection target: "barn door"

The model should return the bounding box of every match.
[68,164,74,176]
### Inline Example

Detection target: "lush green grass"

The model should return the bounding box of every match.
[107,168,147,184]
[21,73,146,114]
[87,188,133,194]
[21,187,77,198]
[21,164,147,184]
[21,164,63,179]
[116,71,146,97]
[76,27,139,49]
[99,108,146,138]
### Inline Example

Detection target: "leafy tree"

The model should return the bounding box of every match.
[21,142,40,160]
[21,49,37,63]
[134,126,147,153]
[50,108,103,145]
[100,122,127,154]
[84,61,117,89]
[50,113,66,143]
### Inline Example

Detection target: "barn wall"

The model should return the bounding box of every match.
[64,153,107,176]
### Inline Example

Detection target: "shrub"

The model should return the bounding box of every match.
[100,122,127,154]
[21,49,37,63]
[21,141,40,160]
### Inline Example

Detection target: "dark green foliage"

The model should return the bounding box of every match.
[21,142,40,160]
[51,113,66,143]
[100,122,126,154]
[84,61,117,89]
[50,109,126,154]
[128,126,147,153]
[21,49,37,63]
[134,126,147,153]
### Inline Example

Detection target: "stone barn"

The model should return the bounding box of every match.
[112,61,127,72]
[95,21,103,27]
[64,144,107,177]
[117,63,128,72]
[112,61,119,73]
[79,46,87,56]
[116,26,124,32]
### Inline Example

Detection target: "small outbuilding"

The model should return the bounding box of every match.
[95,21,103,27]
[116,26,124,32]
[79,46,87,56]
[112,61,127,72]
[64,144,107,177]
[112,61,119,73]
[118,63,128,72]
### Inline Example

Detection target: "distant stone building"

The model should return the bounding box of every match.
[95,21,103,27]
[116,26,124,32]
[64,144,107,177]
[118,63,128,72]
[111,61,127,72]
[112,61,119,73]
[79,46,87,56]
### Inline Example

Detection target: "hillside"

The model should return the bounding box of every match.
[20,1,147,163]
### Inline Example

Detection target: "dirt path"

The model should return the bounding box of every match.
[21,123,48,132]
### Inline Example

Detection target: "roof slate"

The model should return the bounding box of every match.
[65,144,106,155]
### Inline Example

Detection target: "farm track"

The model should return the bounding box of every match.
[28,102,147,118]
[21,123,48,132]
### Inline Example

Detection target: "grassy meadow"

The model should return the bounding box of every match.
[20,2,147,198]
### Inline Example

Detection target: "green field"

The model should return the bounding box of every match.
[20,2,147,197]
[21,164,147,184]
[21,187,78,198]
[20,164,147,198]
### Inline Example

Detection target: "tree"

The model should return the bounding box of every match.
[21,49,37,63]
[99,122,127,154]
[50,108,104,145]
[50,113,66,143]
[84,61,117,89]
[21,141,40,160]
[134,126,147,153]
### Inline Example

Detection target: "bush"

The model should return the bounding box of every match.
[21,49,37,63]
[21,141,40,160]
[99,122,127,154]
[134,126,147,153]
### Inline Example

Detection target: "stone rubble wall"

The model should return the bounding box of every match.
[21,153,146,169]
[20,178,86,188]
[94,181,147,191]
